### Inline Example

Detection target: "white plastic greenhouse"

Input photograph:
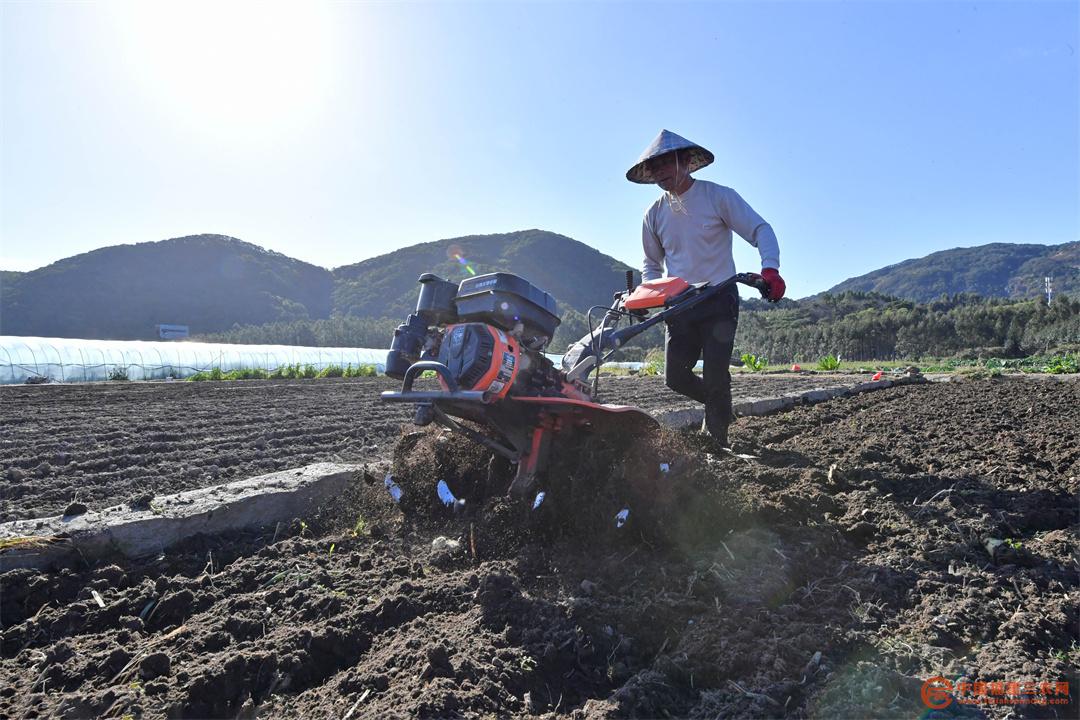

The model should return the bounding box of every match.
[0,336,390,384]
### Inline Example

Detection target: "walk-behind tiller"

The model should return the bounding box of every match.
[381,270,770,497]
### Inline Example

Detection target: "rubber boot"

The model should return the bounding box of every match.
[702,402,733,448]
[699,416,729,454]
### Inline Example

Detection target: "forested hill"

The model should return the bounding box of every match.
[0,231,635,340]
[331,229,632,319]
[736,291,1079,363]
[826,241,1079,302]
[4,232,1076,351]
[0,235,334,339]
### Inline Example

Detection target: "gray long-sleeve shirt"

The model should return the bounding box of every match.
[641,179,780,284]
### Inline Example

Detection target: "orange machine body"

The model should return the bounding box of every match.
[624,277,691,311]
[437,324,520,400]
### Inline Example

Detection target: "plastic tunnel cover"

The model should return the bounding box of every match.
[0,336,391,384]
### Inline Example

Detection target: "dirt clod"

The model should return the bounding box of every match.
[138,652,171,680]
[62,501,87,517]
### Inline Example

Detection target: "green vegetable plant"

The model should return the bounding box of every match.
[1043,353,1078,374]
[188,363,377,381]
[317,365,344,378]
[816,354,842,371]
[741,353,768,372]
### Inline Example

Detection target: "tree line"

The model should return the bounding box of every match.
[197,315,399,348]
[194,304,665,357]
[735,292,1080,362]
[196,291,1079,362]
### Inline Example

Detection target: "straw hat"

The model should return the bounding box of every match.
[626,129,714,184]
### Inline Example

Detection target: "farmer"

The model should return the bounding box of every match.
[627,129,785,449]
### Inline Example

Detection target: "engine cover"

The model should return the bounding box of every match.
[455,273,560,340]
[438,323,520,399]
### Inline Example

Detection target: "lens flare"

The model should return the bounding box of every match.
[454,254,477,276]
[446,245,478,276]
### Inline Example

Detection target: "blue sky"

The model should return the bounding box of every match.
[2,0,1077,298]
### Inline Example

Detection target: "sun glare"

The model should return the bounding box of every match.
[110,1,335,142]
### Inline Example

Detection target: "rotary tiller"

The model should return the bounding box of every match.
[381,270,769,497]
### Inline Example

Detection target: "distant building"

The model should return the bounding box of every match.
[156,324,189,340]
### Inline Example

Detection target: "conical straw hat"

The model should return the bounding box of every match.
[626,129,714,184]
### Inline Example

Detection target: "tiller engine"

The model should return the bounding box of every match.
[381,270,769,497]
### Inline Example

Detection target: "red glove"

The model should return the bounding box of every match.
[761,268,786,302]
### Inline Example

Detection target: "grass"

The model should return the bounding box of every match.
[178,352,1075,382]
[0,535,57,551]
[1050,642,1080,665]
[640,361,662,376]
[188,363,377,381]
[594,365,639,376]
[722,353,1079,375]
[922,353,1079,374]
[642,348,664,376]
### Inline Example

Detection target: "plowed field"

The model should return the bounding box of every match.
[0,374,868,522]
[1,375,1077,719]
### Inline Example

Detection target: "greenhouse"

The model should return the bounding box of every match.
[0,336,390,384]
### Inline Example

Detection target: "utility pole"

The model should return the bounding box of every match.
[1044,276,1053,305]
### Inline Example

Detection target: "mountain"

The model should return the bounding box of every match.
[332,229,632,319]
[0,271,24,286]
[5,231,1074,343]
[0,235,333,339]
[826,241,1079,302]
[0,231,634,341]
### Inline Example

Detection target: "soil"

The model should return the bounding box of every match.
[1,375,1077,719]
[0,373,868,522]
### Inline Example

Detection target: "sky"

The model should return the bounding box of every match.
[1,0,1077,299]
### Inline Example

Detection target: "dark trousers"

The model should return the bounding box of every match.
[664,285,740,443]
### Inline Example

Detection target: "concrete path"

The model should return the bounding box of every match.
[653,374,927,428]
[0,463,360,572]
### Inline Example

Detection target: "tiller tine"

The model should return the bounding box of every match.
[506,417,557,498]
